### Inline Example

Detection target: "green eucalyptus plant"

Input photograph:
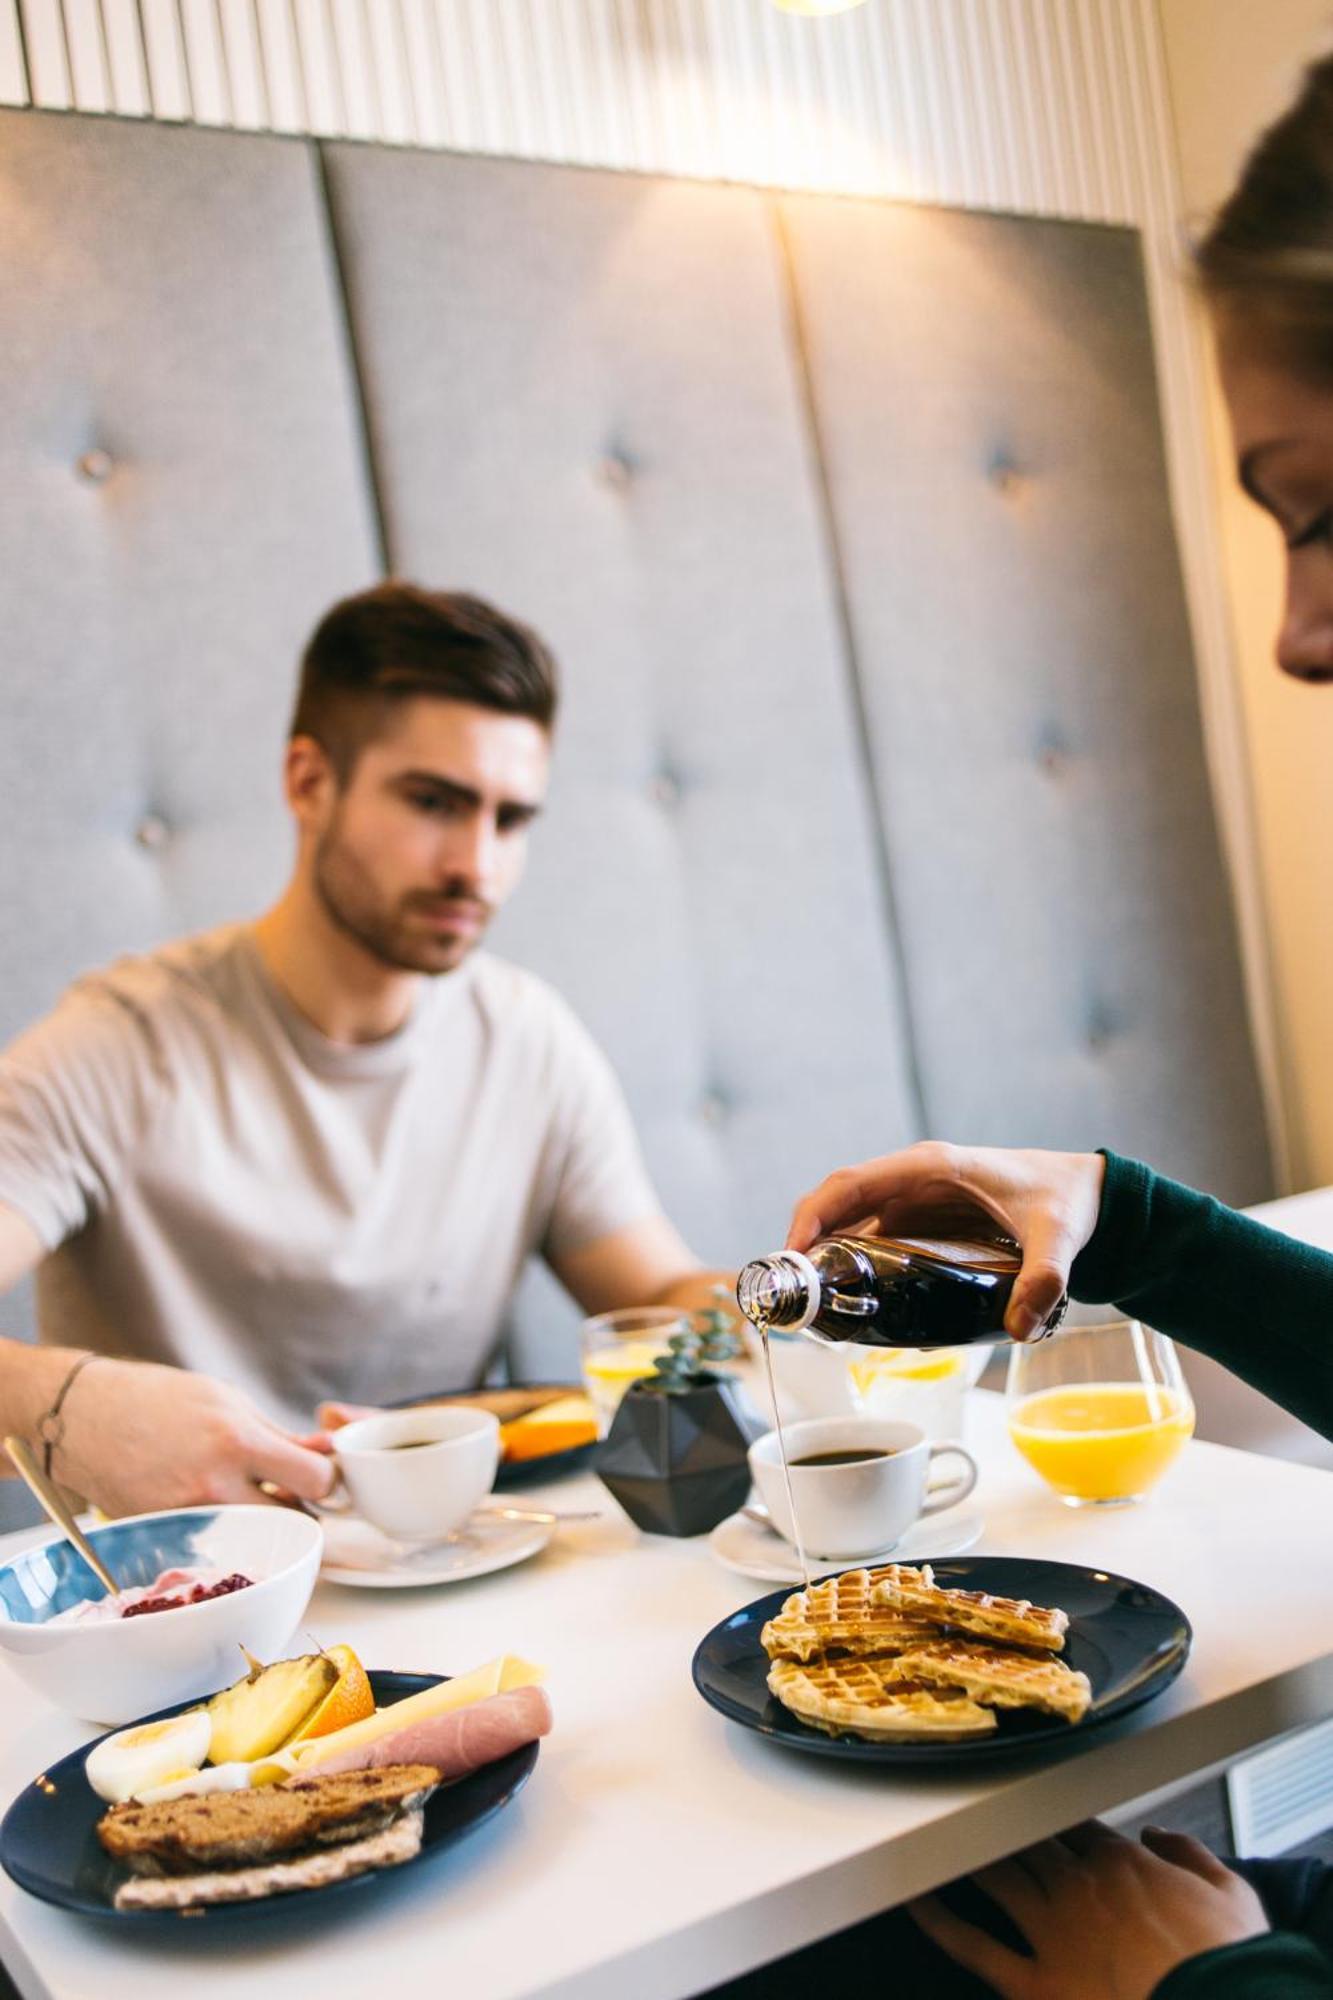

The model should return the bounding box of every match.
[639,1291,744,1395]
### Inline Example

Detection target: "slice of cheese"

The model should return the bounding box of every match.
[285,1655,545,1770]
[500,1394,598,1462]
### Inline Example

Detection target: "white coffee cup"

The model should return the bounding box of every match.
[329,1407,501,1542]
[748,1415,978,1561]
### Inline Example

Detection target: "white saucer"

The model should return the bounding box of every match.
[319,1510,554,1589]
[708,1507,984,1585]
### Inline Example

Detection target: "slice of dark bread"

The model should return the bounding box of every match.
[98,1763,439,1874]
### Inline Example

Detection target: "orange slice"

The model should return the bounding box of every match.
[500,1394,598,1462]
[286,1644,376,1744]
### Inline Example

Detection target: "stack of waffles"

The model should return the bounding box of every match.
[761,1563,1092,1743]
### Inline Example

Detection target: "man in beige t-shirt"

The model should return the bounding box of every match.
[0,585,722,1516]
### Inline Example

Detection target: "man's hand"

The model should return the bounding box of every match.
[908,1823,1269,2000]
[56,1358,335,1517]
[786,1142,1107,1340]
[316,1401,381,1432]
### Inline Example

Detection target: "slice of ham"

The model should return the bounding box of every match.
[308,1685,553,1782]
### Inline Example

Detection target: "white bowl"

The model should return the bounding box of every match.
[746,1328,995,1432]
[745,1328,860,1421]
[0,1506,323,1724]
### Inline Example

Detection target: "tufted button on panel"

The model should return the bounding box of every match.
[135,813,170,852]
[76,448,114,485]
[650,770,680,809]
[1035,725,1070,778]
[1085,1006,1115,1055]
[987,451,1023,496]
[597,447,635,492]
[699,1091,728,1128]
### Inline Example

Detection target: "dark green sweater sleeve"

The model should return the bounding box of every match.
[1154,1933,1333,1997]
[1069,1153,1333,1442]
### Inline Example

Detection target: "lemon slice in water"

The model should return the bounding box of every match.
[582,1340,667,1382]
[848,1349,966,1394]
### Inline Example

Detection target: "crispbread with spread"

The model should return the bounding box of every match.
[113,1809,425,1909]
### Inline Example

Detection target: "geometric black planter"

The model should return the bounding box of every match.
[596,1375,757,1537]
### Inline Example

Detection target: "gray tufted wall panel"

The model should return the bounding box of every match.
[0,111,382,1354]
[0,112,1273,1404]
[318,148,926,1361]
[780,198,1271,1204]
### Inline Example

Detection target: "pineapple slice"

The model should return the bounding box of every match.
[205,1653,338,1765]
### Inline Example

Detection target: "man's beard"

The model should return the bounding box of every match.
[313,831,491,975]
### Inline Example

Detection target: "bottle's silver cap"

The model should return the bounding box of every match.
[737,1249,821,1334]
[777,1250,821,1331]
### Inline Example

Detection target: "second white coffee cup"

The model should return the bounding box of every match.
[748,1416,978,1561]
[329,1407,500,1542]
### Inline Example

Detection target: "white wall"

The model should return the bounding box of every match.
[1158,0,1333,1189]
[5,0,1312,1186]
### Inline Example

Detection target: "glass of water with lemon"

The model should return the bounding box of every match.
[1006,1315,1194,1506]
[848,1344,985,1439]
[579,1307,690,1434]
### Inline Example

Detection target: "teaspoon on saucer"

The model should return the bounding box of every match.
[258,1484,601,1532]
[740,1503,782,1537]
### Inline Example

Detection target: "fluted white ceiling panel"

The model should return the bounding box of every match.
[0,0,27,100]
[5,0,1150,224]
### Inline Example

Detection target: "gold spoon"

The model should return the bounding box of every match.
[3,1435,120,1596]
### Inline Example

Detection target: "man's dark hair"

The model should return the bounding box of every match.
[291,582,559,776]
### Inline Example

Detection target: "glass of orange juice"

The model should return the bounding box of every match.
[1006,1316,1194,1507]
[579,1307,689,1435]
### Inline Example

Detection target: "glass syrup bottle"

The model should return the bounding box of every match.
[735,1233,1066,1348]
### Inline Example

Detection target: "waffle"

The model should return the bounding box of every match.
[760,1568,941,1663]
[767,1656,997,1742]
[870,1564,1069,1653]
[896,1639,1092,1723]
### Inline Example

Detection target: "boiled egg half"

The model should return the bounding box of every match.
[136,1760,264,1803]
[85,1708,213,1804]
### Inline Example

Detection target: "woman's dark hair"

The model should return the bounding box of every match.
[1197,51,1333,382]
[291,582,559,777]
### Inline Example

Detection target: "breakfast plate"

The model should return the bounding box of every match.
[708,1506,984,1585]
[319,1511,554,1589]
[0,1672,539,1922]
[692,1556,1190,1766]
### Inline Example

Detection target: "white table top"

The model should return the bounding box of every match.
[3,1390,1333,2000]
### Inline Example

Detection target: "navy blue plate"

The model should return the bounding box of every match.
[494,1441,598,1490]
[693,1557,1191,1765]
[0,1671,538,1921]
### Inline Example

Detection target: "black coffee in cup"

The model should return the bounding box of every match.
[791,1448,897,1468]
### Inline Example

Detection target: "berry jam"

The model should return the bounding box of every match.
[120,1573,254,1618]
